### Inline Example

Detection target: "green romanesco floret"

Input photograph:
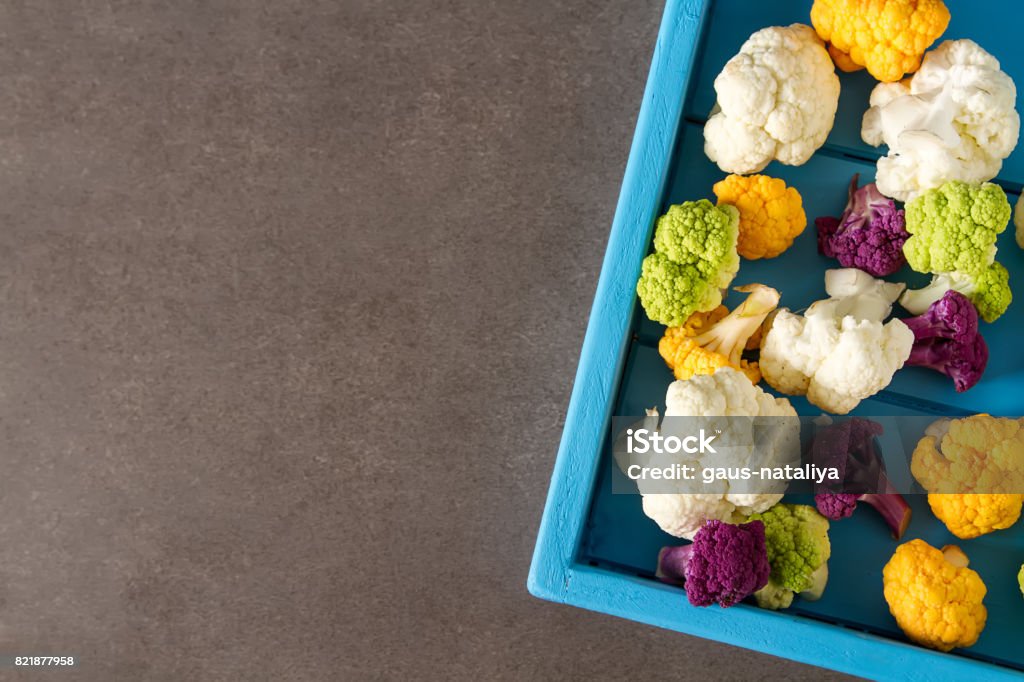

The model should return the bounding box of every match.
[637,200,740,326]
[747,503,831,610]
[968,262,1013,323]
[903,181,1010,276]
[753,580,796,610]
[900,182,1013,322]
[900,262,1012,323]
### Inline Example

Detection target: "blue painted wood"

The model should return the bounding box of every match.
[529,0,1024,678]
[557,565,1022,682]
[527,0,707,604]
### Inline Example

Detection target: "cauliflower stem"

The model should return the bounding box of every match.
[900,264,1012,324]
[692,285,780,367]
[811,417,912,539]
[659,284,780,384]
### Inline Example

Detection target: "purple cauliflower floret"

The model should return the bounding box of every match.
[810,418,911,539]
[904,289,978,343]
[656,519,770,608]
[816,174,908,277]
[903,291,989,393]
[814,492,859,520]
[810,418,885,492]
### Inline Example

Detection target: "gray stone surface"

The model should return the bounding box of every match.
[0,1,857,680]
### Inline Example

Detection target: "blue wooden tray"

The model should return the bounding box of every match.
[528,1,1024,679]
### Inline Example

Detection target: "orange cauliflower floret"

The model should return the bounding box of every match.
[660,308,732,378]
[883,540,986,652]
[811,0,950,82]
[713,175,806,260]
[911,415,1024,538]
[659,284,779,384]
[925,494,1024,540]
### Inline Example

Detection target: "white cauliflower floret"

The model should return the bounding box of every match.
[642,494,739,540]
[664,367,795,418]
[861,39,1020,203]
[760,269,914,415]
[637,367,798,540]
[704,24,840,175]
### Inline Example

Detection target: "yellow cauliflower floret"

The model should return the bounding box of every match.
[883,540,986,652]
[659,316,757,384]
[926,494,1024,540]
[811,0,950,82]
[911,415,1024,538]
[658,285,779,384]
[827,43,862,72]
[659,308,738,380]
[713,175,806,260]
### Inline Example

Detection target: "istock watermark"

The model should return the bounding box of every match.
[624,427,719,455]
[610,414,1024,496]
[624,461,840,485]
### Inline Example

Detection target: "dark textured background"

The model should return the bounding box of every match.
[0,1,856,679]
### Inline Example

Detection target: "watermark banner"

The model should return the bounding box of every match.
[610,414,1024,496]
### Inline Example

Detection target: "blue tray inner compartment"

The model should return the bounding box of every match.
[581,0,1024,671]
